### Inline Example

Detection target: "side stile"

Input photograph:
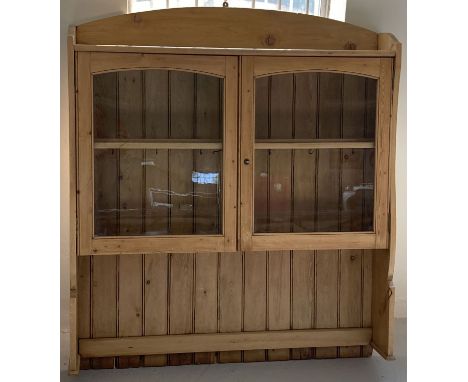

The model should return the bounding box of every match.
[67,27,79,374]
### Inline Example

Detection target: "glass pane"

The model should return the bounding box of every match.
[93,70,224,236]
[254,71,377,234]
[255,73,377,140]
[254,149,374,233]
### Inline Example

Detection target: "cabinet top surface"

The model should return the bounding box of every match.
[72,7,400,54]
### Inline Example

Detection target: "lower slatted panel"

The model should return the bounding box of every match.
[77,250,373,368]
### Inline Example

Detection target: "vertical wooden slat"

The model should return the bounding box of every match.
[168,70,196,365]
[338,251,362,358]
[243,251,267,362]
[144,69,169,236]
[293,72,318,233]
[339,74,366,358]
[169,253,194,365]
[315,250,339,358]
[143,70,170,366]
[143,253,168,367]
[93,73,118,238]
[362,250,373,356]
[291,251,315,360]
[194,253,218,364]
[193,74,222,364]
[315,73,342,358]
[316,73,342,232]
[117,70,144,368]
[290,73,318,359]
[90,72,119,368]
[91,256,117,368]
[194,75,223,235]
[218,253,243,363]
[169,71,195,236]
[266,74,293,360]
[118,255,143,368]
[77,256,91,369]
[267,251,291,361]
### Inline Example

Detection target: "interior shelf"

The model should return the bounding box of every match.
[94,139,223,150]
[254,139,375,149]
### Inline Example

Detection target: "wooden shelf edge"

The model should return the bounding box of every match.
[94,139,223,150]
[79,328,372,358]
[74,43,396,57]
[255,139,375,150]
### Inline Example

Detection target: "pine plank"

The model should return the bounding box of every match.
[117,255,143,368]
[267,251,291,361]
[315,250,339,358]
[291,251,315,360]
[116,70,144,368]
[143,254,168,367]
[243,251,267,362]
[218,253,243,363]
[91,256,117,369]
[169,253,194,366]
[194,253,218,364]
[77,257,91,369]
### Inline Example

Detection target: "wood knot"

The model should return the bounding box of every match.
[265,34,276,47]
[344,41,357,50]
[133,14,142,24]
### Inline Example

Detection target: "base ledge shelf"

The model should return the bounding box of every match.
[79,328,372,358]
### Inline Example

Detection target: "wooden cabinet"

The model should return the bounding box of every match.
[77,54,238,254]
[68,8,401,374]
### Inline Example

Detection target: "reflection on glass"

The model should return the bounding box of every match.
[254,149,374,233]
[254,72,377,234]
[94,149,222,236]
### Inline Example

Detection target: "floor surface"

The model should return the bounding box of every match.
[60,319,406,381]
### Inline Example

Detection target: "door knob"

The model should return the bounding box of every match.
[244,158,250,165]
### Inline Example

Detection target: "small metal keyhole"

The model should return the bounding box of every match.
[244,158,250,165]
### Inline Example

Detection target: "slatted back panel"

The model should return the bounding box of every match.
[78,68,376,368]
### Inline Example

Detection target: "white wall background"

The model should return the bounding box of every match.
[60,0,407,335]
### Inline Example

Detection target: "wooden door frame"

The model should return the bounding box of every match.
[76,52,238,255]
[240,56,393,252]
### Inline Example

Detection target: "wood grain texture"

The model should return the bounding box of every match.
[117,255,143,368]
[143,254,168,367]
[169,253,194,365]
[91,256,117,368]
[267,251,291,361]
[243,252,267,362]
[218,253,243,363]
[80,328,372,358]
[77,256,91,370]
[75,44,396,57]
[291,251,315,359]
[76,8,378,50]
[194,253,218,364]
[67,27,79,375]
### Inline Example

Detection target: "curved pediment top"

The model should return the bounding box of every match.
[75,7,379,50]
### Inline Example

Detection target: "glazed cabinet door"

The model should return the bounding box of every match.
[240,56,392,251]
[76,53,238,255]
